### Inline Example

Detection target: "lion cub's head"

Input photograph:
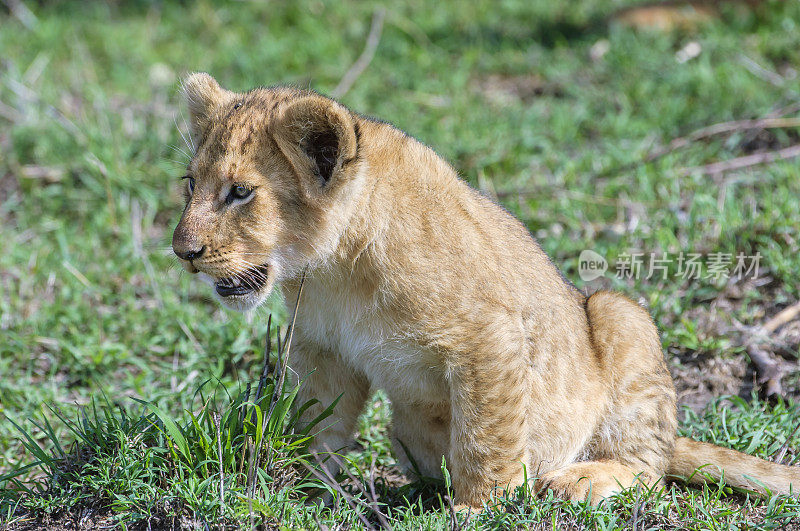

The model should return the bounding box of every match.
[172,73,362,311]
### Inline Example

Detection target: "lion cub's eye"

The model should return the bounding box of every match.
[182,175,195,195]
[227,184,253,203]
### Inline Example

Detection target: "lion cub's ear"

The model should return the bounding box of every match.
[272,95,358,199]
[181,72,234,143]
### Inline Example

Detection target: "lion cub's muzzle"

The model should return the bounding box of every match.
[214,264,270,297]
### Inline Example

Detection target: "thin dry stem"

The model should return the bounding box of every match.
[646,117,800,163]
[762,301,800,334]
[304,455,377,531]
[247,268,307,501]
[678,143,800,176]
[319,446,391,529]
[773,419,800,465]
[213,412,225,515]
[331,8,386,99]
[737,301,800,398]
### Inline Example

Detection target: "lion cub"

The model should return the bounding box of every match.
[173,73,800,507]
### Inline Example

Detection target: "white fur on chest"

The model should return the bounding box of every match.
[294,278,449,405]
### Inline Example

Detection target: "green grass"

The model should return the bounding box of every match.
[1,0,800,528]
[1,315,344,528]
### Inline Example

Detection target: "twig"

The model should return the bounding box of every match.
[251,315,272,427]
[745,343,786,398]
[362,454,392,529]
[213,412,225,516]
[678,143,800,176]
[247,269,307,498]
[312,513,330,531]
[2,0,37,30]
[62,260,91,288]
[320,446,392,528]
[255,314,273,401]
[728,316,791,399]
[737,302,800,398]
[645,117,800,163]
[331,8,386,99]
[628,494,643,531]
[246,437,255,531]
[764,101,800,121]
[238,382,251,478]
[264,269,307,445]
[773,419,800,465]
[315,447,392,529]
[586,104,800,182]
[494,185,653,207]
[304,455,377,531]
[738,54,787,88]
[762,301,800,334]
[239,382,251,433]
[446,493,471,531]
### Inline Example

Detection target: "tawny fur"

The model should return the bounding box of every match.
[173,73,800,507]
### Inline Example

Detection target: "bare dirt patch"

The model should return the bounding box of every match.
[667,279,800,415]
[471,74,563,106]
[672,352,753,416]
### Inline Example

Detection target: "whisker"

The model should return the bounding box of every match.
[233,259,270,280]
[173,113,194,154]
[230,265,267,289]
[179,106,196,153]
[222,261,264,291]
[163,159,191,169]
[235,261,271,288]
[167,143,191,161]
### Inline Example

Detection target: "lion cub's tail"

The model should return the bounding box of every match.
[668,437,800,496]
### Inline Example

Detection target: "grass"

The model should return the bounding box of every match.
[1,313,344,529]
[1,0,800,528]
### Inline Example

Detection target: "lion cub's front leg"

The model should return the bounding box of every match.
[448,352,532,507]
[290,338,370,462]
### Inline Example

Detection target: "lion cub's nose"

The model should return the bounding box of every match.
[174,245,206,261]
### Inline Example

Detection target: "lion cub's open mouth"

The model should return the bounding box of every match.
[214,264,269,297]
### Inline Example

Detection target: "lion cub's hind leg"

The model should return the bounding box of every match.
[545,291,678,504]
[538,460,655,504]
